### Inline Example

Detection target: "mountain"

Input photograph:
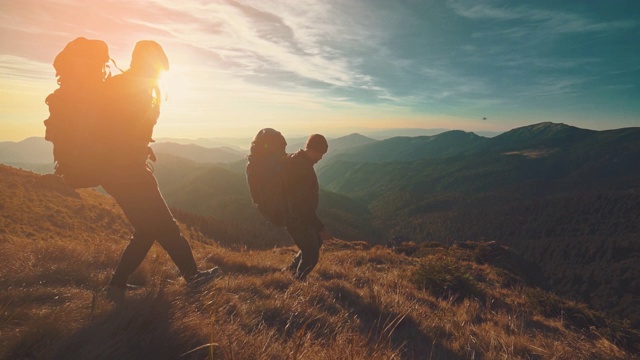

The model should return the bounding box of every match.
[317,122,640,328]
[361,127,451,138]
[0,137,52,164]
[150,142,245,164]
[154,136,252,150]
[326,133,378,152]
[319,122,640,196]
[1,164,638,359]
[479,122,595,153]
[360,127,503,139]
[327,130,486,163]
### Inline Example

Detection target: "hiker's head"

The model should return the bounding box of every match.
[53,37,109,87]
[130,40,169,78]
[304,134,328,164]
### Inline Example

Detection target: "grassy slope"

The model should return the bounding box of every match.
[0,165,638,360]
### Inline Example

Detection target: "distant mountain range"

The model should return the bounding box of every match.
[154,136,251,150]
[0,137,246,169]
[0,132,378,169]
[319,122,640,196]
[153,127,501,150]
[360,127,502,139]
[327,130,484,163]
[0,126,519,170]
[0,137,53,164]
[150,142,246,164]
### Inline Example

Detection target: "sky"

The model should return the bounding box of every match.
[1,0,639,141]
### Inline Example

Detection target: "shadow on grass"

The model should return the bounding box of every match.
[324,282,464,360]
[5,287,201,360]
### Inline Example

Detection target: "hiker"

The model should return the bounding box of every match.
[283,134,333,280]
[99,41,218,291]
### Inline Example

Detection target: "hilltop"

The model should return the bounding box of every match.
[1,165,638,359]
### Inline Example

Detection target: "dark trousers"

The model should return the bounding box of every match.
[286,223,322,280]
[102,165,198,285]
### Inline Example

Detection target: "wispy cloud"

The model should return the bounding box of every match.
[144,0,377,93]
[448,0,637,36]
[516,76,592,98]
[0,55,51,84]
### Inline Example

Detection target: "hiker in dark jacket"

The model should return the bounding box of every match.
[100,41,218,292]
[284,134,332,280]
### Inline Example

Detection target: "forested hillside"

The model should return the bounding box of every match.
[317,122,640,328]
[1,164,638,360]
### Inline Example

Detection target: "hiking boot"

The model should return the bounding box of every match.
[186,267,220,289]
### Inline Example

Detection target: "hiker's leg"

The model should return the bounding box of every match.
[102,170,156,285]
[126,169,198,279]
[103,166,197,280]
[109,233,155,285]
[287,224,321,280]
[154,223,198,280]
[102,167,176,230]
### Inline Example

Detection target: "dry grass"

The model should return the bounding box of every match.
[1,165,638,360]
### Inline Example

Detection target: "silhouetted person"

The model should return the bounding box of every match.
[100,41,218,291]
[283,134,332,280]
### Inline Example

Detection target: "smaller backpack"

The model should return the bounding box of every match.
[246,128,291,227]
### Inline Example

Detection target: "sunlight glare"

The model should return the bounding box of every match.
[157,66,188,103]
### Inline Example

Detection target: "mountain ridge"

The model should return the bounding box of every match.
[328,130,486,163]
[150,142,245,164]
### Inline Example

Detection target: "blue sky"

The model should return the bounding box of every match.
[0,0,638,141]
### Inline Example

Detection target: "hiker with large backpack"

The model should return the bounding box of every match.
[98,40,219,292]
[44,38,218,293]
[247,130,332,280]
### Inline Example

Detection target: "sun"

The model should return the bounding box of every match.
[157,65,188,102]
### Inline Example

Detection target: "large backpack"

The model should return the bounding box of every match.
[43,37,110,188]
[246,128,291,227]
